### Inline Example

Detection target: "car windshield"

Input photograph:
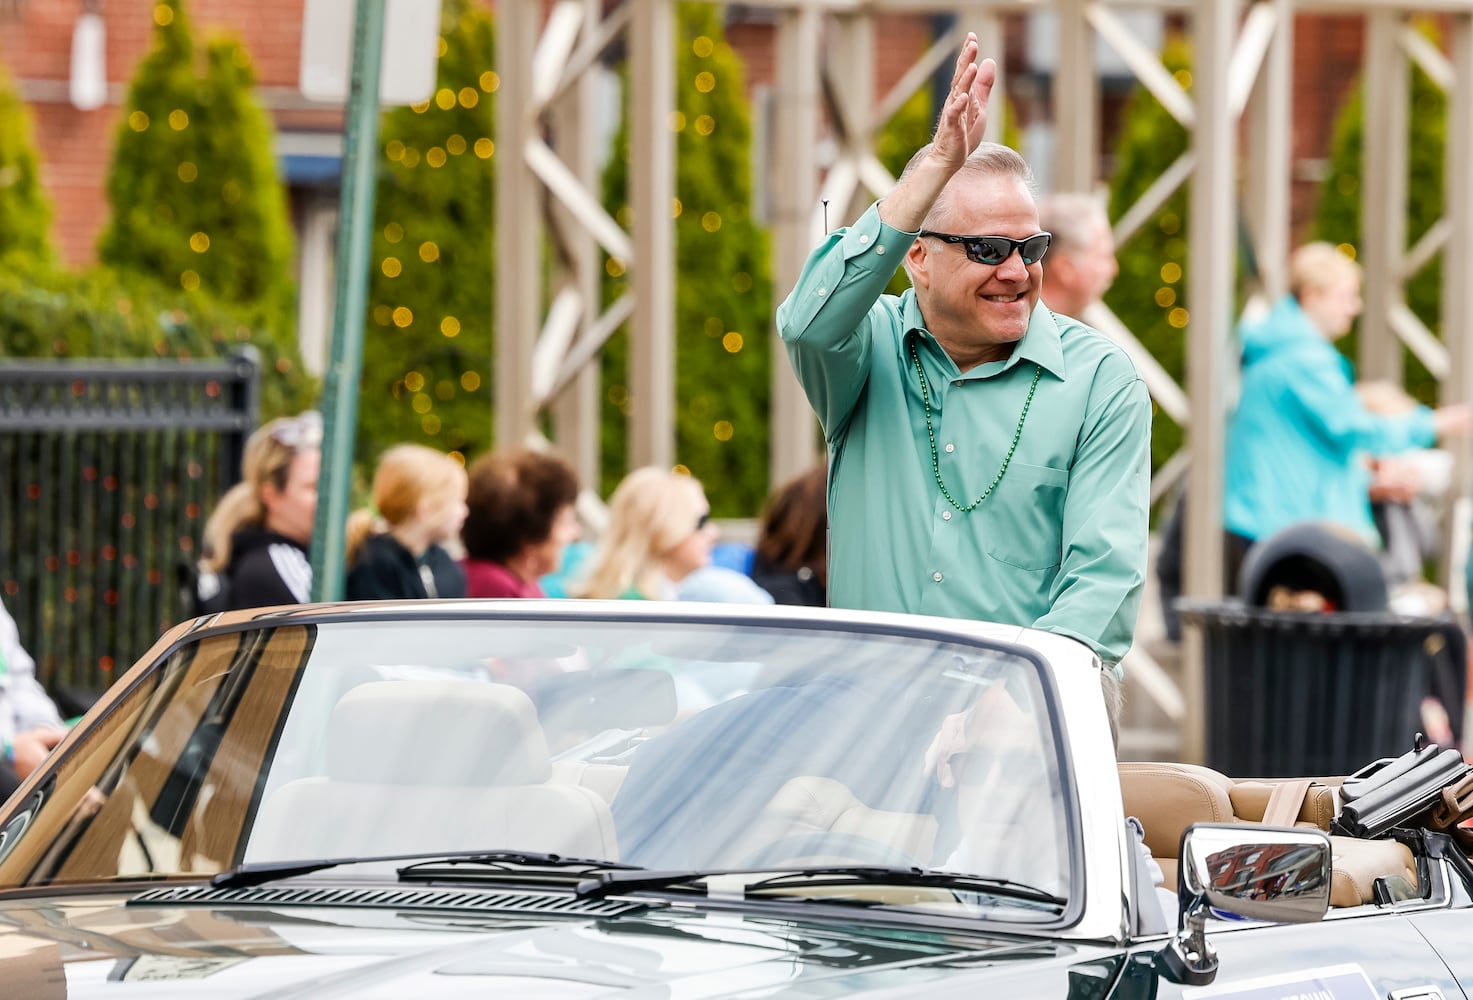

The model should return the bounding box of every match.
[0,613,1076,921]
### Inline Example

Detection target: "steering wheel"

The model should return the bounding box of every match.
[739,832,924,869]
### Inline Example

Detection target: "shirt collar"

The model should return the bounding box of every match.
[901,294,1067,381]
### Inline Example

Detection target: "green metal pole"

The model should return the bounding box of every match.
[310,0,386,603]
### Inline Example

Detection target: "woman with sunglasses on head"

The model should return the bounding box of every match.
[775,32,1151,676]
[199,412,322,612]
[572,467,718,600]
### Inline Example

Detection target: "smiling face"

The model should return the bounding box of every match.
[907,172,1043,369]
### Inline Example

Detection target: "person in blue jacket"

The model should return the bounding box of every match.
[1225,243,1470,572]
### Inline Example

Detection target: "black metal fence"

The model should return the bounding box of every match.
[1,351,260,700]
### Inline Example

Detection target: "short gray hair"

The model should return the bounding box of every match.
[1038,192,1109,257]
[899,141,1035,231]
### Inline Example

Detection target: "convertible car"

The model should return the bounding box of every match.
[0,601,1470,997]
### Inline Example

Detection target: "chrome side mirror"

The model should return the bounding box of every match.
[1156,823,1331,986]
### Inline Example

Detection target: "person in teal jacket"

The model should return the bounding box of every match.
[1225,243,1469,560]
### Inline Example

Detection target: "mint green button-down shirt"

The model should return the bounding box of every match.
[776,203,1152,665]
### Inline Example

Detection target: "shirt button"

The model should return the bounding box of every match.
[816,288,827,297]
[932,572,944,583]
[944,443,955,453]
[859,234,870,244]
[942,511,952,521]
[875,245,886,255]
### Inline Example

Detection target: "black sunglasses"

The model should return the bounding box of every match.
[919,231,1052,267]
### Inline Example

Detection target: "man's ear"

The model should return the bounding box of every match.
[1046,252,1074,289]
[906,240,931,289]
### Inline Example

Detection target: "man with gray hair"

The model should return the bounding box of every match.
[1037,192,1118,321]
[776,33,1151,671]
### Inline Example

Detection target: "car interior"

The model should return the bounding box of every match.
[251,678,1424,911]
[244,674,954,875]
[247,681,621,863]
[1119,761,1421,908]
[5,621,1464,929]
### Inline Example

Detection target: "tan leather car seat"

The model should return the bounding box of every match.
[1230,780,1338,831]
[1118,761,1416,908]
[247,681,619,864]
[1329,836,1419,905]
[742,776,939,866]
[1118,762,1237,887]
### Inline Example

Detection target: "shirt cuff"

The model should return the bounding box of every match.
[838,202,918,269]
[1036,625,1124,679]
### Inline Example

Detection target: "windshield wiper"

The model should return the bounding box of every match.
[575,865,1065,908]
[397,852,643,879]
[212,850,639,890]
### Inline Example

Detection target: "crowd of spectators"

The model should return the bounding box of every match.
[176,421,834,616]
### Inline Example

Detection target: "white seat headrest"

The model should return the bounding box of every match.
[327,681,551,785]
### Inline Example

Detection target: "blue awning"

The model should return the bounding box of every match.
[280,154,342,185]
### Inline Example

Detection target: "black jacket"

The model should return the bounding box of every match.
[748,552,826,608]
[346,534,467,601]
[222,528,312,611]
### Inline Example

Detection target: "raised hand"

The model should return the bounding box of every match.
[1433,403,1473,438]
[874,31,999,231]
[933,33,996,172]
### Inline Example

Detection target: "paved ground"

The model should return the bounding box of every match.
[1118,534,1187,762]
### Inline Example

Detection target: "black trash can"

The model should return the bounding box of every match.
[1177,599,1462,777]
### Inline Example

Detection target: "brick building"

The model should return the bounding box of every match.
[2,0,1370,314]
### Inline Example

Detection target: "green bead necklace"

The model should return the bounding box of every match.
[909,338,1042,513]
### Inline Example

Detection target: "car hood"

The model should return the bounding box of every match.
[0,887,1118,997]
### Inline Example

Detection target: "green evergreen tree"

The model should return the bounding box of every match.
[600,4,773,516]
[1105,33,1193,475]
[874,87,933,297]
[876,86,936,179]
[99,0,295,323]
[0,61,52,262]
[361,0,496,464]
[1314,21,1445,404]
[0,254,315,419]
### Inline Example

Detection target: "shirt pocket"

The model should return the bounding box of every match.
[982,462,1069,570]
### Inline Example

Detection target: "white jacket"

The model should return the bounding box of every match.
[0,598,64,745]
